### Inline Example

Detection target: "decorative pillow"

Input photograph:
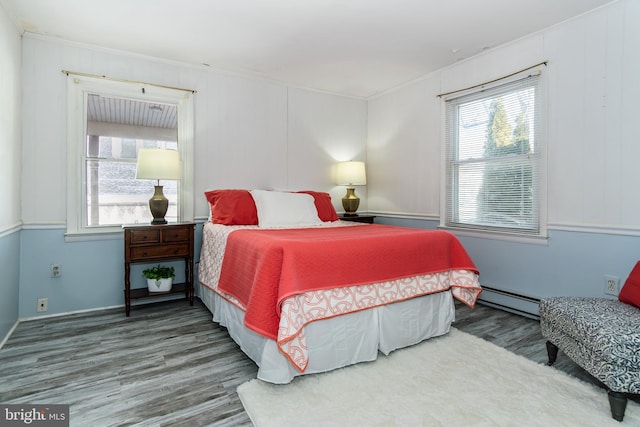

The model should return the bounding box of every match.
[297,190,339,222]
[619,261,640,308]
[250,190,322,228]
[204,189,258,225]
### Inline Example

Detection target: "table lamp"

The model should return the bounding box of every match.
[336,161,367,215]
[136,148,180,224]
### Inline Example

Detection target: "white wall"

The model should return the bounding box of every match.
[0,2,22,341]
[0,4,21,229]
[367,0,640,313]
[18,35,366,318]
[287,87,367,204]
[368,76,441,217]
[370,0,640,231]
[194,73,289,198]
[544,3,640,229]
[21,36,367,225]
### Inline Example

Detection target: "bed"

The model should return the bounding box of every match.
[197,189,482,383]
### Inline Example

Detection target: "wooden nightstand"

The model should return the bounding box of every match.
[123,222,195,316]
[339,214,375,224]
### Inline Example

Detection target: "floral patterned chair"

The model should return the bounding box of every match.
[539,296,640,422]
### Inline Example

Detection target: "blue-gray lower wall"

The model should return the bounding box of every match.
[375,216,640,316]
[18,223,204,318]
[14,218,640,320]
[0,228,20,342]
[19,228,125,317]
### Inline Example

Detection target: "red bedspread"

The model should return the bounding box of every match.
[217,224,478,340]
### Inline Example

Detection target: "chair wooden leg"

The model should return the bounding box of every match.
[608,390,627,422]
[545,341,558,366]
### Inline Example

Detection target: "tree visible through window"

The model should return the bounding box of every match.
[443,72,543,236]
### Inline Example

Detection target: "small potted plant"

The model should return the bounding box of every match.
[143,265,175,293]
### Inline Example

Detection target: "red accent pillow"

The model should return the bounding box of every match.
[204,189,258,225]
[619,261,640,308]
[297,191,339,222]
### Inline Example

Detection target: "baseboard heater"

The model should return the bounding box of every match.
[479,285,541,319]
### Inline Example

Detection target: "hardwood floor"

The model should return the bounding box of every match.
[0,300,257,427]
[0,298,601,426]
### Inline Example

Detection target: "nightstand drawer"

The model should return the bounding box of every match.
[129,229,160,244]
[162,228,190,243]
[130,244,190,260]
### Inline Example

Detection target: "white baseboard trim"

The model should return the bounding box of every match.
[0,320,20,351]
[19,294,190,323]
[19,304,123,322]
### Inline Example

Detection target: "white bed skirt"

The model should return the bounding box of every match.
[197,284,455,384]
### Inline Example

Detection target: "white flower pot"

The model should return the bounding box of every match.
[147,277,173,293]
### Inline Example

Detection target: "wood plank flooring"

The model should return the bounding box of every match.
[0,299,601,426]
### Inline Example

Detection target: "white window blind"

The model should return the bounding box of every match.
[443,73,543,235]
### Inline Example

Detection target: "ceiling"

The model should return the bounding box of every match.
[87,94,177,129]
[1,0,615,98]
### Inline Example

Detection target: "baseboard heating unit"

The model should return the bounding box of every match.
[478,285,540,319]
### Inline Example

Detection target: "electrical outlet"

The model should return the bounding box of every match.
[50,264,61,278]
[37,298,48,312]
[604,275,619,296]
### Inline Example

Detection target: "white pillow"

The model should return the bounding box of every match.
[250,190,322,228]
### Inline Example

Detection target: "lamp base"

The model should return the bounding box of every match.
[342,187,360,215]
[149,185,169,225]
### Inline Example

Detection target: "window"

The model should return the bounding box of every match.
[85,127,177,227]
[66,75,194,239]
[442,71,545,237]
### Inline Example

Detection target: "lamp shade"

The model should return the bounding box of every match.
[336,161,366,186]
[136,149,181,180]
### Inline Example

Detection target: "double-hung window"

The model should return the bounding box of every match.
[442,70,546,238]
[66,74,194,239]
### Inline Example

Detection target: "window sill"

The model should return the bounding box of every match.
[438,226,548,245]
[64,229,123,242]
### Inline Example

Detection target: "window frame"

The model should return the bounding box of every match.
[440,69,547,241]
[66,75,194,240]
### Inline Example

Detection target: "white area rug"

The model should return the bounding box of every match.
[238,328,640,426]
